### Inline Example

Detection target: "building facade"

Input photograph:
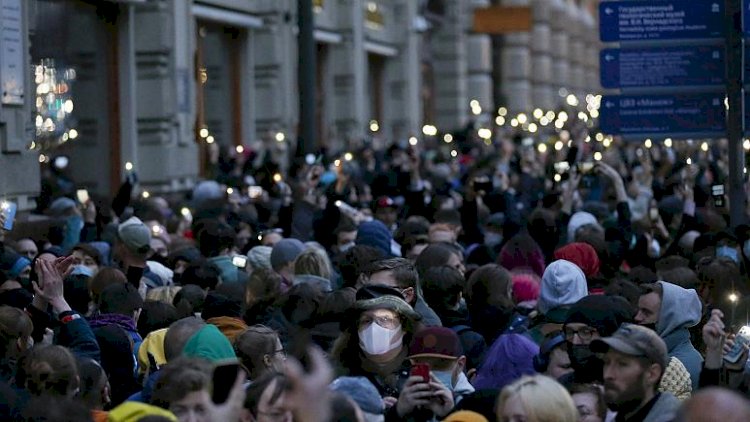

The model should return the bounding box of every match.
[0,0,598,208]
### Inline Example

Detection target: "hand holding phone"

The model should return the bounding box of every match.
[409,362,430,383]
[725,326,750,364]
[212,361,242,404]
[1,201,17,231]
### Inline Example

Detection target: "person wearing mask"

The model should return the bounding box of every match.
[560,295,634,386]
[591,324,680,422]
[534,331,573,381]
[330,285,422,399]
[634,281,703,390]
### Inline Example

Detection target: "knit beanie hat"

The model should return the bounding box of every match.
[538,260,588,314]
[0,251,30,280]
[554,242,600,278]
[247,245,273,270]
[567,211,600,243]
[270,239,305,271]
[565,295,634,337]
[356,220,393,257]
[442,411,489,422]
[330,376,384,415]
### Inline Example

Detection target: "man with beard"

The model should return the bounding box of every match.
[634,281,703,390]
[592,324,680,422]
[558,295,634,386]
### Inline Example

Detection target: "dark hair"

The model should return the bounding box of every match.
[330,392,361,422]
[164,317,206,361]
[137,301,179,338]
[151,356,212,410]
[422,266,464,311]
[604,278,642,309]
[243,372,288,417]
[72,243,102,266]
[89,267,127,305]
[336,245,385,288]
[364,258,418,290]
[433,209,461,227]
[569,383,607,419]
[233,325,280,380]
[658,267,699,290]
[202,292,243,320]
[76,358,108,409]
[180,259,222,290]
[195,221,236,258]
[415,243,460,280]
[63,274,91,315]
[0,305,33,359]
[173,284,207,319]
[696,256,743,311]
[639,282,664,299]
[465,264,513,310]
[94,325,139,406]
[16,345,79,397]
[19,395,92,422]
[98,282,143,316]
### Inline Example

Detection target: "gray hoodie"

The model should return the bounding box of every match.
[656,281,703,390]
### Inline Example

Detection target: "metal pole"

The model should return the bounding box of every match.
[726,0,746,228]
[297,0,317,165]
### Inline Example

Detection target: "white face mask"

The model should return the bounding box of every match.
[359,323,404,356]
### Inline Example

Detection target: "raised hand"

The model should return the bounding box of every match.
[283,346,334,422]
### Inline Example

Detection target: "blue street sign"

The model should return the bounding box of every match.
[600,93,726,137]
[600,1,725,42]
[601,46,725,89]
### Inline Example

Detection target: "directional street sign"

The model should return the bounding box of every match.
[600,1,725,42]
[600,46,725,89]
[599,93,727,137]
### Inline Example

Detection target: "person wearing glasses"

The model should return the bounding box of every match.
[559,295,634,387]
[234,325,286,382]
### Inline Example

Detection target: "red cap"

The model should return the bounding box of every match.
[408,327,463,359]
[375,196,396,209]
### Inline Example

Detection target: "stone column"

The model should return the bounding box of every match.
[466,0,493,122]
[549,0,569,102]
[500,0,532,113]
[567,1,586,95]
[530,0,553,110]
[432,0,469,131]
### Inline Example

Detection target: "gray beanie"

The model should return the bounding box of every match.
[270,238,305,271]
[247,245,273,271]
[330,376,384,415]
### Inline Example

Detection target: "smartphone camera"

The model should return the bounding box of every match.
[1,201,17,231]
[554,161,571,174]
[712,184,725,208]
[232,255,248,269]
[248,186,263,199]
[76,189,90,204]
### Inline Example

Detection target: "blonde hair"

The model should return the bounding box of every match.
[146,285,183,304]
[293,248,332,280]
[497,375,578,422]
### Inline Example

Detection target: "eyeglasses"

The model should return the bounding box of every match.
[564,326,598,342]
[358,315,400,330]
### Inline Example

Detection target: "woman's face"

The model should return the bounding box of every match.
[170,390,211,422]
[72,250,99,274]
[256,379,293,422]
[500,393,528,422]
[266,337,286,372]
[572,392,603,422]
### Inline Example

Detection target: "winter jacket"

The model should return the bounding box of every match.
[614,392,680,422]
[439,308,487,371]
[207,255,241,285]
[656,281,703,390]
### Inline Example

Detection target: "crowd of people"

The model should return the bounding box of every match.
[2,128,750,422]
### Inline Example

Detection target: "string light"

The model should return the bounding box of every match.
[443,134,453,143]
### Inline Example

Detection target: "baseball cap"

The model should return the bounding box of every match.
[407,327,463,359]
[375,196,396,209]
[117,217,152,254]
[590,323,668,369]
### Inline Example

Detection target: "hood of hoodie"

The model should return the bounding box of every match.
[656,281,702,338]
[182,324,237,362]
[538,260,588,315]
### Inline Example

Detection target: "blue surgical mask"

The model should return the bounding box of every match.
[717,246,740,263]
[432,370,455,391]
[485,232,503,247]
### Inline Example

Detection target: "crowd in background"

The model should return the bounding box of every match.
[2,123,750,422]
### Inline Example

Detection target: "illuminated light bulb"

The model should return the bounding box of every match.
[744,139,750,150]
[125,162,133,171]
[450,150,458,158]
[590,109,599,118]
[38,154,47,163]
[595,133,604,142]
[29,141,36,150]
[498,107,508,116]
[275,132,285,142]
[69,129,78,139]
[567,140,572,147]
[546,111,556,120]
[729,293,738,303]
[142,191,150,199]
[537,143,547,153]
[443,134,453,143]
[206,136,215,144]
[594,151,603,161]
[495,116,506,126]
[540,117,549,126]
[409,136,419,146]
[478,128,492,139]
[199,128,209,138]
[664,138,673,148]
[471,105,482,116]
[686,158,692,165]
[554,141,563,151]
[236,145,244,154]
[273,173,283,183]
[533,109,543,119]
[645,139,652,149]
[181,207,191,217]
[554,120,564,129]
[422,125,437,136]
[517,113,528,124]
[344,152,354,161]
[35,115,43,127]
[226,187,234,195]
[585,136,591,143]
[334,159,341,167]
[64,99,74,113]
[528,123,538,133]
[603,138,611,148]
[510,119,519,127]
[566,94,578,106]
[554,174,562,182]
[470,99,479,109]
[558,111,569,121]
[701,142,709,152]
[369,120,379,132]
